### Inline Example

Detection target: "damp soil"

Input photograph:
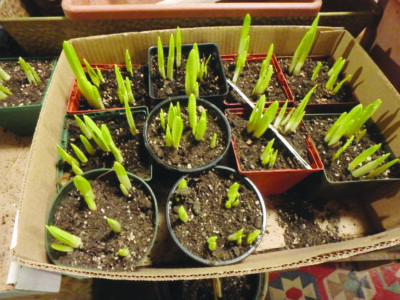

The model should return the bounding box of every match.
[223,60,288,105]
[162,274,260,300]
[0,58,55,107]
[49,172,156,272]
[226,110,311,171]
[146,102,229,170]
[303,115,400,181]
[77,65,148,111]
[270,190,343,249]
[149,55,224,100]
[169,168,264,263]
[279,57,358,105]
[59,112,151,185]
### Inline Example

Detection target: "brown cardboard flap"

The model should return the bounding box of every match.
[14,26,400,280]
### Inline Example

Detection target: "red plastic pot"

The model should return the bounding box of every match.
[226,107,323,196]
[222,53,294,109]
[277,55,360,113]
[66,63,149,114]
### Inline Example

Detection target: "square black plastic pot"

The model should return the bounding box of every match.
[148,43,228,109]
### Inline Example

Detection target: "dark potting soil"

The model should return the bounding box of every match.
[270,190,342,249]
[223,60,288,104]
[146,103,229,170]
[150,55,224,99]
[0,58,55,107]
[169,168,264,262]
[164,274,260,300]
[303,115,400,181]
[226,110,311,171]
[77,65,148,110]
[49,173,156,272]
[279,57,357,105]
[60,112,151,185]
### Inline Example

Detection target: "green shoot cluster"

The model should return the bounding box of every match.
[163,102,183,149]
[157,27,182,80]
[185,44,211,96]
[83,59,104,88]
[324,99,383,146]
[115,64,134,105]
[19,57,41,86]
[63,41,104,109]
[114,161,132,196]
[225,182,240,209]
[289,15,319,76]
[46,225,82,252]
[348,144,399,178]
[325,57,352,94]
[247,96,279,138]
[252,43,274,96]
[260,138,278,168]
[188,93,208,141]
[232,13,251,83]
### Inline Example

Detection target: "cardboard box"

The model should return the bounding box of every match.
[13,26,400,280]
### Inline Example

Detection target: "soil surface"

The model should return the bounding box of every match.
[226,110,311,171]
[77,65,148,111]
[168,168,264,263]
[146,101,229,170]
[303,115,400,181]
[279,57,358,105]
[223,60,288,105]
[149,54,225,100]
[49,171,156,272]
[0,58,55,107]
[163,274,260,300]
[59,112,151,185]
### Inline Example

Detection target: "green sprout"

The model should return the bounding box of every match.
[106,217,122,233]
[178,205,189,223]
[332,74,352,95]
[159,108,166,131]
[273,100,288,128]
[63,41,104,109]
[19,57,41,86]
[331,135,354,161]
[57,145,79,168]
[124,98,137,136]
[311,61,322,81]
[235,13,250,74]
[79,135,95,155]
[101,124,123,163]
[210,133,218,149]
[188,93,197,135]
[74,115,92,140]
[83,59,101,87]
[70,143,88,163]
[260,138,278,168]
[177,178,188,190]
[167,34,175,81]
[289,15,319,75]
[366,158,399,179]
[348,143,381,172]
[252,64,273,96]
[0,66,10,81]
[50,244,74,253]
[74,175,97,210]
[176,26,182,67]
[125,77,135,104]
[83,115,109,152]
[115,64,127,104]
[324,99,382,146]
[277,85,317,134]
[207,236,218,251]
[165,102,183,149]
[194,110,207,141]
[125,49,133,76]
[225,182,240,209]
[185,47,200,96]
[246,229,261,244]
[46,225,82,249]
[351,153,391,178]
[325,57,346,91]
[228,228,245,246]
[157,36,166,79]
[113,161,132,196]
[247,97,279,138]
[96,67,105,85]
[0,85,12,100]
[118,248,130,257]
[199,55,211,82]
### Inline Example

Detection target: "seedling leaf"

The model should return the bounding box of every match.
[73,175,97,210]
[46,225,82,249]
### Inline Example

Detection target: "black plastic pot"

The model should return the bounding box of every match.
[148,43,228,108]
[143,96,231,174]
[165,166,267,266]
[46,168,159,270]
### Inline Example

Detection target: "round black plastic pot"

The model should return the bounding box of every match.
[143,96,231,174]
[45,168,159,271]
[148,43,228,109]
[166,165,267,266]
